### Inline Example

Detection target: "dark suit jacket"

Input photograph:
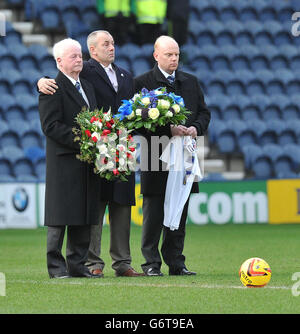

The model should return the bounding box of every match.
[80,58,135,206]
[134,64,211,196]
[39,71,103,226]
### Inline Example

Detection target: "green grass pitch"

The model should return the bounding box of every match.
[0,224,300,314]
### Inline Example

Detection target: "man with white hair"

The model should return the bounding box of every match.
[39,38,103,278]
[38,31,143,277]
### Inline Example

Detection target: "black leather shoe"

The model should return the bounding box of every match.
[169,268,196,276]
[145,268,164,276]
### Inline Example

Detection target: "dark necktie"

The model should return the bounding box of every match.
[75,81,81,94]
[167,75,175,85]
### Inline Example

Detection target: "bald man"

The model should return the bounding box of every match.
[134,36,211,276]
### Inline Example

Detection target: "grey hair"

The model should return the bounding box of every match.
[52,38,82,67]
[86,30,113,55]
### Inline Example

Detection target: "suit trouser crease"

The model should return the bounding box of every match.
[141,195,189,273]
[87,200,132,274]
[47,225,90,277]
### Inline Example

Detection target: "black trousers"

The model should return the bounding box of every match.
[141,194,189,273]
[47,225,91,278]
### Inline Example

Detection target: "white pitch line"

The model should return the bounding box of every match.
[8,279,291,290]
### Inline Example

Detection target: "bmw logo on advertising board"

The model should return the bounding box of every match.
[12,188,29,213]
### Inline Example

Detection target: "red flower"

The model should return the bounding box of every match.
[105,121,112,129]
[90,116,97,123]
[102,129,111,136]
[113,169,119,175]
[129,146,135,152]
[110,119,114,124]
[85,129,91,137]
[127,153,133,159]
[92,136,98,143]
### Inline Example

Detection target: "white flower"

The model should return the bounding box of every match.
[127,110,135,120]
[108,133,118,142]
[94,120,102,129]
[166,110,173,117]
[91,132,101,141]
[154,89,163,95]
[136,108,142,116]
[106,161,114,170]
[117,144,126,152]
[148,108,160,120]
[158,99,170,109]
[141,97,150,106]
[172,104,180,113]
[132,93,140,101]
[104,110,112,121]
[119,157,125,166]
[97,143,107,154]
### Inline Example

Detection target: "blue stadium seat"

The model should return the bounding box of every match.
[35,157,46,181]
[231,54,250,70]
[200,6,219,22]
[11,79,33,95]
[1,146,24,164]
[13,158,35,179]
[0,94,17,111]
[28,44,50,60]
[19,54,39,71]
[81,8,100,29]
[246,79,265,96]
[0,121,9,137]
[251,154,273,179]
[215,30,235,47]
[241,143,263,170]
[223,104,241,121]
[236,123,258,150]
[262,104,281,121]
[187,21,207,44]
[266,78,285,96]
[258,5,277,21]
[274,154,294,178]
[269,54,288,71]
[241,104,261,121]
[24,146,45,164]
[38,55,57,72]
[211,54,230,71]
[281,104,299,120]
[0,130,20,148]
[239,6,258,21]
[20,131,42,150]
[60,6,80,25]
[0,54,18,70]
[0,78,11,95]
[290,55,300,71]
[3,104,26,121]
[208,118,226,144]
[40,7,61,30]
[0,158,14,180]
[215,126,236,153]
[8,118,31,137]
[283,143,300,171]
[3,30,22,46]
[286,79,300,96]
[227,79,245,96]
[219,6,238,22]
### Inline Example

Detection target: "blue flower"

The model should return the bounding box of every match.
[117,100,133,120]
[168,92,185,107]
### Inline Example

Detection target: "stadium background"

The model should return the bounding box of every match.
[0,0,300,229]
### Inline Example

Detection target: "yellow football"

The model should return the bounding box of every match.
[239,257,271,288]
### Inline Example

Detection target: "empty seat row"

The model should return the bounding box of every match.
[209,118,300,153]
[241,143,300,179]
